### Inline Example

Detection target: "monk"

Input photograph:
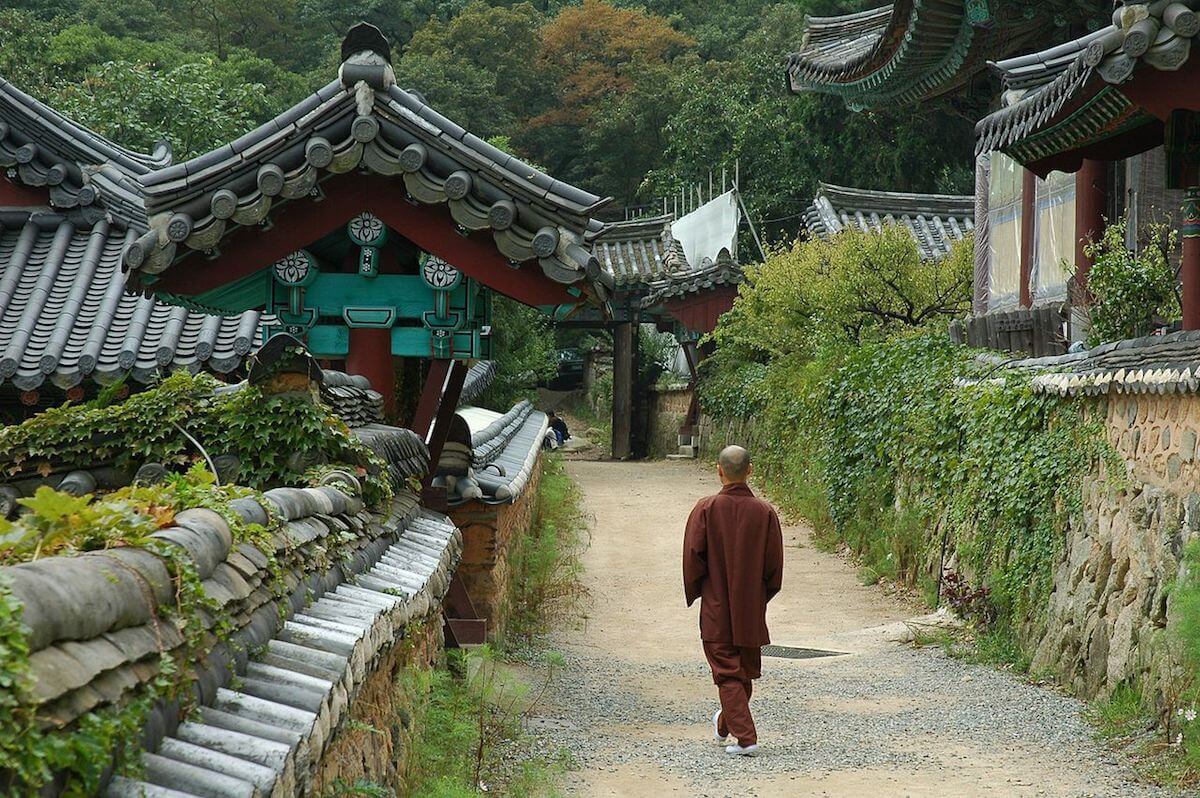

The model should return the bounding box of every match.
[683,445,784,756]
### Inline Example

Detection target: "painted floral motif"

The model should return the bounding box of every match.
[347,212,386,244]
[273,251,312,285]
[422,255,461,289]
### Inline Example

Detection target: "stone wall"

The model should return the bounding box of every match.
[311,614,444,795]
[449,456,544,641]
[647,386,691,457]
[1031,394,1200,700]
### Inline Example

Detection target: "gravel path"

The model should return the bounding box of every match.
[525,459,1172,797]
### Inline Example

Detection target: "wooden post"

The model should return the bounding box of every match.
[411,360,450,442]
[1074,159,1107,298]
[1183,188,1200,330]
[611,322,634,460]
[1019,169,1037,308]
[424,360,466,477]
[411,359,467,482]
[346,327,394,419]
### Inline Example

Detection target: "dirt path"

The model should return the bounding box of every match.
[529,459,1165,798]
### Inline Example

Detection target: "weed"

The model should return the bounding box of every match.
[1090,683,1154,740]
[322,779,393,798]
[503,456,586,645]
[405,648,564,797]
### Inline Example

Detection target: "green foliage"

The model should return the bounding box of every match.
[504,456,585,643]
[1,0,979,217]
[1085,216,1181,344]
[710,229,973,364]
[476,297,557,410]
[52,59,267,158]
[0,371,391,508]
[1090,681,1155,740]
[704,332,1107,634]
[405,647,564,797]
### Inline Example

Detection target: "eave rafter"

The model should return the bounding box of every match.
[786,1,1076,109]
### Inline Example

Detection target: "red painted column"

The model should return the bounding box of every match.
[346,328,395,419]
[1074,159,1107,298]
[1019,169,1037,308]
[1183,188,1200,330]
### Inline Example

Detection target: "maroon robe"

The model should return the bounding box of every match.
[683,481,784,647]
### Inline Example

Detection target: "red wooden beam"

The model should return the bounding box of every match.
[1073,159,1106,299]
[661,286,737,335]
[411,359,450,442]
[410,358,467,480]
[150,173,576,307]
[1184,188,1200,331]
[0,179,51,207]
[424,360,466,479]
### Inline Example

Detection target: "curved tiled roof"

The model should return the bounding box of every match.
[459,360,496,405]
[976,3,1200,162]
[591,215,673,287]
[785,1,1052,109]
[640,252,741,309]
[592,214,745,306]
[455,401,548,503]
[0,209,262,391]
[1009,329,1200,396]
[803,182,974,261]
[124,29,612,297]
[0,78,168,228]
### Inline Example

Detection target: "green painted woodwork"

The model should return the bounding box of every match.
[1003,87,1149,167]
[965,0,991,25]
[274,323,492,359]
[794,0,1102,110]
[183,215,494,360]
[301,274,438,318]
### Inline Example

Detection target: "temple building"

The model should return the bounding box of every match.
[974,2,1200,338]
[786,2,1105,110]
[0,21,738,465]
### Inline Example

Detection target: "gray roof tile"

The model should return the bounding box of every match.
[803,182,974,261]
[0,210,262,392]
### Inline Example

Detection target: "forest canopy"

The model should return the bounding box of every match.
[0,0,976,244]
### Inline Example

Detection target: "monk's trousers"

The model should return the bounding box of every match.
[703,641,762,746]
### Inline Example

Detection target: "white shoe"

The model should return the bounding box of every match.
[712,709,727,743]
[725,743,759,756]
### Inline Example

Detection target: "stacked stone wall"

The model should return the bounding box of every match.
[311,615,444,794]
[646,386,691,457]
[1033,394,1200,700]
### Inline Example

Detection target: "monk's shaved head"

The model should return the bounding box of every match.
[718,445,751,482]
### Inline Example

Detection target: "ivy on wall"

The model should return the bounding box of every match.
[0,370,398,793]
[0,371,392,507]
[701,333,1109,627]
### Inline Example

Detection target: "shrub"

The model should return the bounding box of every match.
[1085,216,1180,344]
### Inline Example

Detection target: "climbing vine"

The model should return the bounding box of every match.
[0,371,392,507]
[0,368,397,793]
[702,333,1109,627]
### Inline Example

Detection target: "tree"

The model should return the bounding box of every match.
[531,0,693,128]
[711,227,974,362]
[394,2,547,139]
[477,296,558,409]
[644,3,975,245]
[52,60,267,158]
[1084,217,1180,343]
